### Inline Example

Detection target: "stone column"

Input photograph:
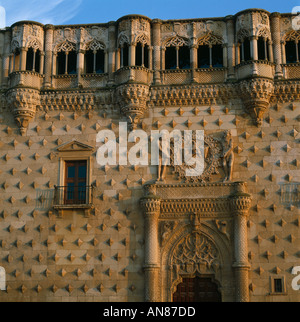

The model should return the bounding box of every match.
[19,47,27,71]
[223,44,228,68]
[190,22,197,82]
[77,49,84,87]
[8,54,14,75]
[152,19,162,85]
[39,52,45,74]
[129,43,136,66]
[161,48,166,71]
[115,48,121,71]
[104,50,108,73]
[250,36,258,61]
[191,45,198,82]
[148,46,153,70]
[268,41,274,63]
[270,12,283,78]
[140,195,161,302]
[108,22,116,85]
[230,182,252,302]
[2,30,11,87]
[235,43,240,65]
[225,16,235,80]
[44,25,54,88]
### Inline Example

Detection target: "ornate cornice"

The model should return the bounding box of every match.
[4,77,300,133]
[161,198,231,216]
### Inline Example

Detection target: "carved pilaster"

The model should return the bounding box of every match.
[43,24,54,88]
[6,88,40,135]
[152,19,162,85]
[116,83,150,130]
[140,195,161,302]
[270,12,283,79]
[230,182,252,302]
[225,16,236,80]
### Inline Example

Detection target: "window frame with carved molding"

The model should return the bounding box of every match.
[25,38,44,73]
[118,34,130,69]
[237,29,251,64]
[84,40,106,74]
[134,33,150,68]
[283,31,300,64]
[164,35,191,70]
[26,47,41,73]
[197,33,224,68]
[55,40,78,75]
[54,140,95,218]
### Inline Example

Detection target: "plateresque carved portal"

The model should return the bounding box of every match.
[141,182,252,302]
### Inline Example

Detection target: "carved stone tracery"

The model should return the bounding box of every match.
[171,231,221,279]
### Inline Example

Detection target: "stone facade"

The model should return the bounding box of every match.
[0,9,299,302]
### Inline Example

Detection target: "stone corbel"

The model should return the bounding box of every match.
[116,83,150,130]
[239,77,274,126]
[6,88,40,136]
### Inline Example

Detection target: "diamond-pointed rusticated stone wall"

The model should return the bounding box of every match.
[0,9,299,302]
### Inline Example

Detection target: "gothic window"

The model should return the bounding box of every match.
[283,31,300,64]
[136,42,149,68]
[197,34,224,68]
[197,45,210,68]
[285,41,300,63]
[120,43,129,68]
[179,46,190,69]
[165,46,177,69]
[239,38,251,62]
[257,37,270,61]
[13,48,20,72]
[56,41,77,75]
[237,29,251,63]
[165,36,190,70]
[84,41,105,74]
[26,47,41,73]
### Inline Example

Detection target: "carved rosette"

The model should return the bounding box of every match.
[116,83,150,130]
[239,78,274,126]
[6,88,40,135]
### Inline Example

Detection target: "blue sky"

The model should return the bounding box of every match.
[0,0,299,26]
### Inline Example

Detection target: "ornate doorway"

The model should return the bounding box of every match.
[141,181,252,302]
[173,277,222,303]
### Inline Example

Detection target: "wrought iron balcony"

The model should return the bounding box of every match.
[54,185,94,208]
